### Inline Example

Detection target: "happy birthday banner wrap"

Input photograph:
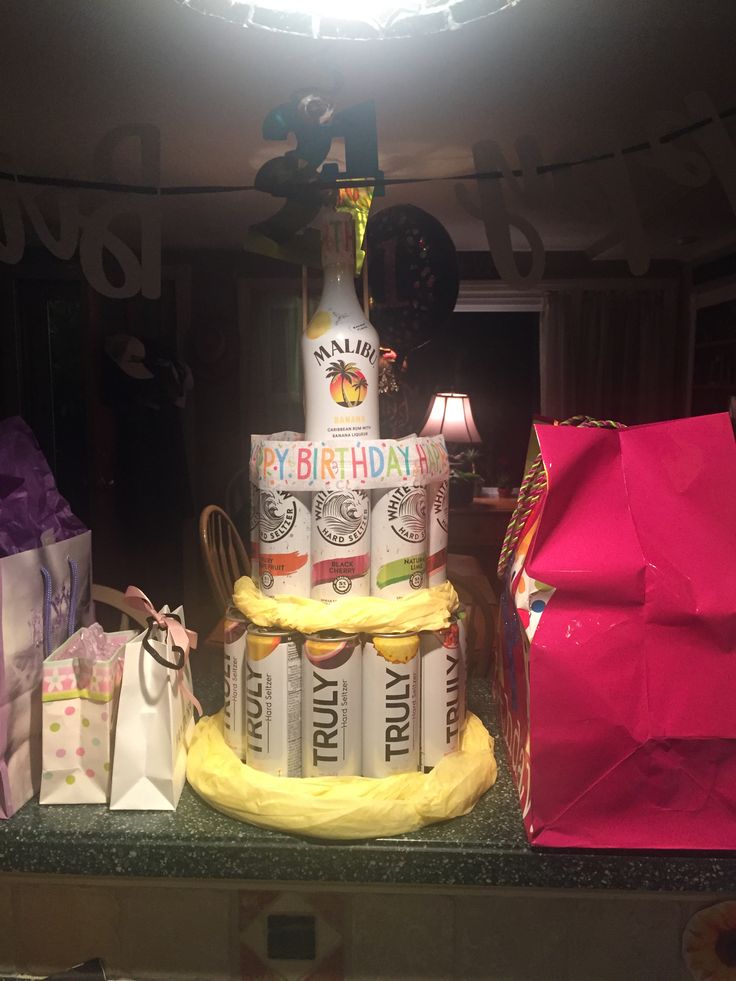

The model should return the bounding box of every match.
[249,433,449,491]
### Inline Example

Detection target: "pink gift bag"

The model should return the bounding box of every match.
[496,413,736,849]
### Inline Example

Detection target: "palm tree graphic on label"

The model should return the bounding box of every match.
[326,360,368,408]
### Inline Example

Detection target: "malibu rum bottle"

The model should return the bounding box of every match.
[302,211,380,441]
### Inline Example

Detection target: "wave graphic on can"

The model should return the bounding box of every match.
[315,490,369,544]
[260,491,296,541]
[388,487,427,543]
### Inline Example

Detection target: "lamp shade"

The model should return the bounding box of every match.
[419,392,481,443]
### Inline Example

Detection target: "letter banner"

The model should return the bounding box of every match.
[249,434,449,492]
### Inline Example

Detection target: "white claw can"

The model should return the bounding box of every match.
[370,486,427,598]
[426,479,449,586]
[249,481,260,583]
[258,489,310,596]
[362,633,420,777]
[420,618,465,772]
[302,632,362,776]
[223,607,249,761]
[310,490,371,601]
[245,625,302,777]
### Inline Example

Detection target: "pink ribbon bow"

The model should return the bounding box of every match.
[124,586,202,718]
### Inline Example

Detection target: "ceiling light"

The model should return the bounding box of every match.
[178,0,521,40]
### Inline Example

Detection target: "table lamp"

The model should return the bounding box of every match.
[419,392,481,443]
[420,392,482,506]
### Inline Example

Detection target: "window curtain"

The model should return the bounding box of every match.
[540,286,690,425]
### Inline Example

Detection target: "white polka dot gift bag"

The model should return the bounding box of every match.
[40,624,135,805]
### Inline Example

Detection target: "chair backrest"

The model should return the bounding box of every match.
[199,505,252,613]
[447,554,498,679]
[91,584,149,632]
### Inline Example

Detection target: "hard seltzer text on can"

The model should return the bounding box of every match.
[258,489,310,596]
[311,489,371,601]
[302,632,362,776]
[245,625,302,777]
[420,618,464,772]
[370,486,427,599]
[455,605,468,731]
[223,607,249,761]
[426,478,449,587]
[362,633,419,777]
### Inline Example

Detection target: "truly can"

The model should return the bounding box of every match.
[370,486,427,598]
[245,625,302,777]
[426,479,449,587]
[456,604,468,731]
[362,633,420,777]
[310,489,371,601]
[302,632,362,776]
[258,489,310,596]
[223,607,249,761]
[249,481,260,583]
[420,618,465,772]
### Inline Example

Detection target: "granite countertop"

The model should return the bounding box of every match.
[3,652,736,893]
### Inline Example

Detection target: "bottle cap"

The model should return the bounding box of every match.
[321,211,355,269]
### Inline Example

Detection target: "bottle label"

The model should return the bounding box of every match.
[312,339,378,413]
[312,338,378,365]
[325,360,369,409]
[304,326,380,441]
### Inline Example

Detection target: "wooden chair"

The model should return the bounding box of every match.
[91,584,149,632]
[199,504,251,614]
[447,554,498,679]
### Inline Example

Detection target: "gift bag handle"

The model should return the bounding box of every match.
[497,416,626,580]
[67,557,79,638]
[124,586,202,717]
[41,566,52,659]
[143,614,186,671]
[41,557,81,658]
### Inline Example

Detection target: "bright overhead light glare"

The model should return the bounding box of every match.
[178,0,521,40]
[263,0,412,20]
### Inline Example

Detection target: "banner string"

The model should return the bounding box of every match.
[0,104,733,197]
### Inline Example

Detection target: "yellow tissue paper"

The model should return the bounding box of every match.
[233,576,459,636]
[187,711,497,840]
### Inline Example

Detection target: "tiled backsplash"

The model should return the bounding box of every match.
[0,876,717,980]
